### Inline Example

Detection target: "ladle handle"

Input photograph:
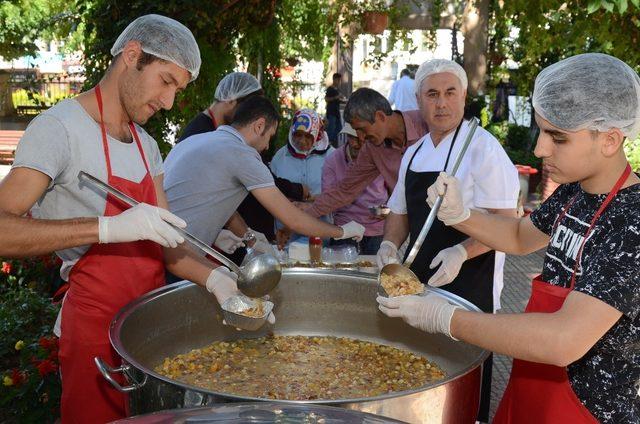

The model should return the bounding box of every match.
[78,171,242,275]
[404,118,479,267]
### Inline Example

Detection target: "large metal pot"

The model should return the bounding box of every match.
[100,269,488,423]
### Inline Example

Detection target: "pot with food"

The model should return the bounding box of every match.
[99,269,487,423]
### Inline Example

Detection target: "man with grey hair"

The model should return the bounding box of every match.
[377,58,519,422]
[300,88,428,222]
[0,14,244,422]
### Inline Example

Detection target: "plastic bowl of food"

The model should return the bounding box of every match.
[221,295,274,331]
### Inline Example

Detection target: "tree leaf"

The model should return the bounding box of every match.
[619,0,628,13]
[587,0,602,13]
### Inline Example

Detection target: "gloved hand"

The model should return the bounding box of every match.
[335,221,365,242]
[376,240,400,269]
[206,267,276,325]
[428,244,468,287]
[98,203,186,248]
[426,172,470,226]
[377,293,460,339]
[214,229,244,254]
[205,266,240,306]
[247,229,273,255]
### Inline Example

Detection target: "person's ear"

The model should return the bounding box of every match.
[601,128,625,158]
[121,41,142,68]
[374,110,386,123]
[254,117,266,136]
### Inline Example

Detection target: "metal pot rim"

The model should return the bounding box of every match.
[109,269,489,403]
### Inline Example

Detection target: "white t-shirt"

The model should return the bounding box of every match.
[13,98,164,281]
[388,120,519,310]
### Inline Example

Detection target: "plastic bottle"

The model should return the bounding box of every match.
[309,236,323,264]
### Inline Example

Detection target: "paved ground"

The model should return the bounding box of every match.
[489,249,546,421]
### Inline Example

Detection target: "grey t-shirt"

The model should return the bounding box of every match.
[163,125,275,249]
[12,99,164,280]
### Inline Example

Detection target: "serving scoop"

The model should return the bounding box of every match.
[377,118,479,296]
[78,171,282,298]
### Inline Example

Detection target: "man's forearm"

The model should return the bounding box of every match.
[164,244,215,287]
[451,310,572,366]
[308,172,378,217]
[459,208,519,259]
[383,212,409,248]
[454,209,547,255]
[225,211,248,237]
[0,213,98,257]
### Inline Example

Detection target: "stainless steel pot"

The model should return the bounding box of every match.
[100,269,488,424]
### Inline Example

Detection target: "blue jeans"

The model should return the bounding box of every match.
[327,114,342,147]
[330,235,383,255]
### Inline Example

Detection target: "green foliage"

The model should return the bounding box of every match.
[624,137,640,171]
[0,256,61,423]
[490,0,640,96]
[486,122,542,168]
[0,0,76,60]
[279,0,333,63]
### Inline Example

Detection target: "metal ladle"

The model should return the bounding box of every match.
[377,118,479,296]
[78,171,282,298]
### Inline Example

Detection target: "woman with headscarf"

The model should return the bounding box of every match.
[271,108,334,243]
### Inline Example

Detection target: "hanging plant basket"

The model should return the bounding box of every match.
[362,11,389,34]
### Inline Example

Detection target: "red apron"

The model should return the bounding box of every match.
[493,163,631,424]
[58,85,165,423]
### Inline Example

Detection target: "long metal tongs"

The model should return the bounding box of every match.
[78,171,282,297]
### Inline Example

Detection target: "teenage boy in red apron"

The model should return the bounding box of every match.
[377,53,640,423]
[0,15,245,423]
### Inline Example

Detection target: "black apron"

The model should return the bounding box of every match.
[404,121,495,421]
[404,122,495,313]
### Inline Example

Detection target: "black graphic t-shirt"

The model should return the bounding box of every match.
[530,182,640,423]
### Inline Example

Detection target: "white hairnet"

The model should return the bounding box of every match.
[215,72,262,102]
[414,59,468,94]
[111,14,201,82]
[532,53,640,139]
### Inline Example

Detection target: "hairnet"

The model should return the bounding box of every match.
[414,59,468,94]
[532,53,640,139]
[111,14,201,82]
[215,72,262,102]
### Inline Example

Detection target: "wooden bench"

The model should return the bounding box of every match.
[0,130,24,165]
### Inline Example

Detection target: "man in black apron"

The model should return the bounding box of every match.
[378,59,519,422]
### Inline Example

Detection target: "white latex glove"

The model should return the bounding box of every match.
[426,172,470,226]
[376,240,400,269]
[377,293,460,339]
[98,203,186,248]
[248,229,273,255]
[335,221,365,242]
[206,267,276,325]
[214,229,244,254]
[206,266,240,305]
[428,244,468,287]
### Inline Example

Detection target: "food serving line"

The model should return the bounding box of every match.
[89,119,487,423]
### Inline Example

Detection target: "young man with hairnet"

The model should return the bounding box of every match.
[378,53,640,423]
[174,71,308,263]
[377,58,519,422]
[0,15,245,422]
